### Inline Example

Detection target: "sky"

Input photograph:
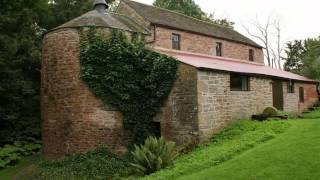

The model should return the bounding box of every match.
[133,0,320,47]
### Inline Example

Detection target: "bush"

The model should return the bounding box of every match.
[130,137,178,175]
[253,107,280,121]
[262,107,278,117]
[33,147,129,180]
[0,141,41,169]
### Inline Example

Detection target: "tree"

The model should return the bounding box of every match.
[154,0,206,20]
[299,37,320,80]
[243,16,284,69]
[0,0,47,144]
[284,37,320,80]
[210,18,235,29]
[153,0,234,28]
[45,0,93,30]
[283,40,305,72]
[0,0,119,145]
[205,12,235,29]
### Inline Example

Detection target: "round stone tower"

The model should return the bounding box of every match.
[41,0,149,159]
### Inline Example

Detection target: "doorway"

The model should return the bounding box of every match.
[272,80,284,110]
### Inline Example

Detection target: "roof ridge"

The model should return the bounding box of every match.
[123,0,235,30]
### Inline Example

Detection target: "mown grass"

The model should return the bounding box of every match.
[142,120,290,180]
[181,118,320,180]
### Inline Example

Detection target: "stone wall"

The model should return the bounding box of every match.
[283,82,318,113]
[297,82,319,112]
[152,26,264,63]
[41,28,127,159]
[156,64,199,145]
[283,81,299,113]
[229,77,273,119]
[41,27,200,158]
[196,71,318,142]
[197,71,273,141]
[117,2,264,64]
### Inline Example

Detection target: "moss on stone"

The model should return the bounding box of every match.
[262,107,278,117]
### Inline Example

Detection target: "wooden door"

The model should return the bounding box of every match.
[272,80,284,110]
[299,87,304,103]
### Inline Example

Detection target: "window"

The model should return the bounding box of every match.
[172,33,180,50]
[287,81,294,93]
[230,74,249,91]
[216,42,222,56]
[299,87,304,102]
[249,49,254,61]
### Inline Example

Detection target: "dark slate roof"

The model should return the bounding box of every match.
[121,0,262,48]
[53,10,150,34]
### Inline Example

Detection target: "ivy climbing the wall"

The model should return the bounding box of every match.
[80,28,178,146]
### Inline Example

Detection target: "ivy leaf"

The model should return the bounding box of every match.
[80,28,178,146]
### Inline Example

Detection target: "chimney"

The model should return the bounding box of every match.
[93,0,108,13]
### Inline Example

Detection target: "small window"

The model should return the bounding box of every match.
[230,74,249,91]
[216,42,222,56]
[249,49,254,61]
[287,81,294,93]
[299,87,304,102]
[172,33,180,50]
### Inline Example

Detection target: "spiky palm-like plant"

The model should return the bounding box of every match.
[130,137,178,175]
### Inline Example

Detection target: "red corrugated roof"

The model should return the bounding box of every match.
[156,48,317,83]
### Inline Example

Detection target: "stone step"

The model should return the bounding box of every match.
[302,111,311,114]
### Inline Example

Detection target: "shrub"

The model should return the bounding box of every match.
[33,147,129,179]
[130,137,178,175]
[0,141,41,169]
[262,107,278,117]
[0,145,20,168]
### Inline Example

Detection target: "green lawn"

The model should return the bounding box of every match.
[181,118,320,180]
[301,109,320,119]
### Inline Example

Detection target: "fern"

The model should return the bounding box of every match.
[131,137,178,175]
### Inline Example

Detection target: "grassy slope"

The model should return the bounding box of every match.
[182,118,320,180]
[3,111,320,180]
[143,120,290,180]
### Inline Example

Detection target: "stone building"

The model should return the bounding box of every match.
[42,0,319,158]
